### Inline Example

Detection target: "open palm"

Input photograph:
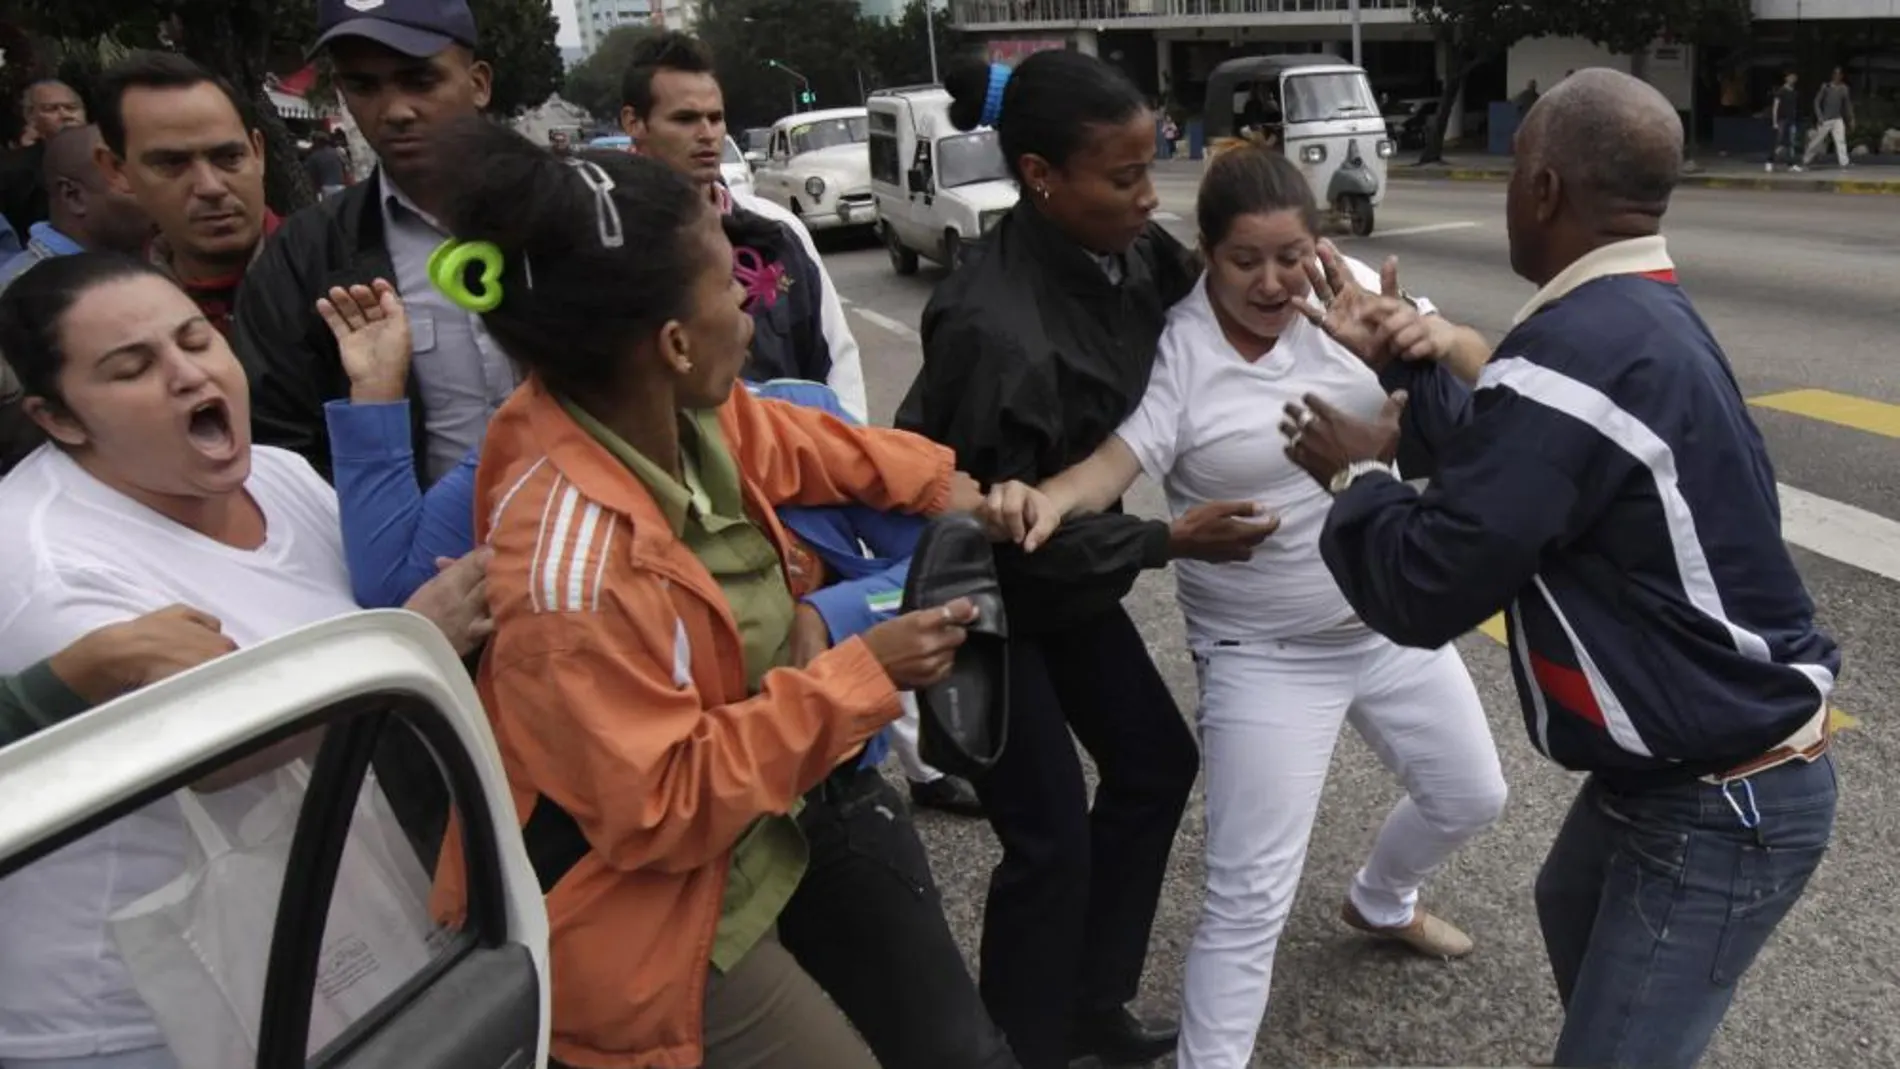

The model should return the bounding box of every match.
[317,280,411,403]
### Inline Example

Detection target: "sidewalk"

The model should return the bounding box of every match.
[1393,152,1900,195]
[1152,153,1900,194]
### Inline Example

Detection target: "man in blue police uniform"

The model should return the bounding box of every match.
[1281,69,1840,1069]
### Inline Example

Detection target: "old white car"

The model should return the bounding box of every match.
[751,107,876,233]
[0,612,551,1067]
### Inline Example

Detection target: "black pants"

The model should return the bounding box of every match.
[778,763,1019,1069]
[975,607,1200,1069]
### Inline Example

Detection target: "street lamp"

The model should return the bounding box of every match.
[766,59,814,112]
[925,0,940,85]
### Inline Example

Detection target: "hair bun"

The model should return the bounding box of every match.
[942,56,994,132]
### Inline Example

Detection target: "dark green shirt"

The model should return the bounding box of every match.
[0,660,92,747]
[560,398,808,973]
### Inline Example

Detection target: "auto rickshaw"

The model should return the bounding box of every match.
[1202,54,1395,236]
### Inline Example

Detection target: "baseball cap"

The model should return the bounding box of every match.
[311,0,479,60]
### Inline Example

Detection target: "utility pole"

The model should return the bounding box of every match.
[926,0,941,84]
[1349,0,1362,67]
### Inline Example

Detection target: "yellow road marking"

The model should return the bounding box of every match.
[1472,614,1857,732]
[1749,389,1900,440]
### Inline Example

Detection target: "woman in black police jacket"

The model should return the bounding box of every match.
[896,51,1279,1069]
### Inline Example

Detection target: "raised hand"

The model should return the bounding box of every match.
[1299,244,1422,371]
[317,280,412,405]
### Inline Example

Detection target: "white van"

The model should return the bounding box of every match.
[867,86,1019,275]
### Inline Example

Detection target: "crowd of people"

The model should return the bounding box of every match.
[0,0,1845,1067]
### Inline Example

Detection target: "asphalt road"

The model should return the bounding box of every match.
[820,179,1900,1068]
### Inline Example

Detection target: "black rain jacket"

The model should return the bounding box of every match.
[897,200,1199,633]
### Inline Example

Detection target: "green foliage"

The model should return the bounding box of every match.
[1568,0,1753,57]
[698,0,866,127]
[858,0,961,92]
[8,0,560,210]
[471,0,563,116]
[563,22,660,120]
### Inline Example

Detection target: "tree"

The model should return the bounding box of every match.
[858,0,960,93]
[563,23,660,121]
[1568,0,1752,75]
[1411,0,1569,165]
[472,0,563,117]
[10,0,560,215]
[698,0,868,128]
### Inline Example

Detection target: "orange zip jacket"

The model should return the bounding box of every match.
[433,378,956,1068]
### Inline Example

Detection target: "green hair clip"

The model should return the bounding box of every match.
[427,238,506,314]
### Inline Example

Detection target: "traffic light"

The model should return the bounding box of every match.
[799,90,816,106]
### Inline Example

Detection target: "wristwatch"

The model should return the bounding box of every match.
[1328,459,1398,495]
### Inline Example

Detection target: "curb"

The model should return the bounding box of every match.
[1392,166,1900,195]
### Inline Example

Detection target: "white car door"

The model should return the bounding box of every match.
[0,610,549,1069]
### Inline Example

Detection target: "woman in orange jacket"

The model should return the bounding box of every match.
[422,120,989,1068]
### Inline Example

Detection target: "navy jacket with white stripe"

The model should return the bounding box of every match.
[1321,246,1840,783]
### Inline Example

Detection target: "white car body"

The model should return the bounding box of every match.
[867,86,1019,274]
[720,134,754,198]
[751,107,876,232]
[0,611,550,1066]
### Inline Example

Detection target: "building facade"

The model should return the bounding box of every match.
[576,0,655,55]
[654,0,701,32]
[949,0,1897,147]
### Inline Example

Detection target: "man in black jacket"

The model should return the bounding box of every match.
[232,0,505,485]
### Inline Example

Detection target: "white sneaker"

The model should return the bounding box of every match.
[1792,164,1805,172]
[1765,162,1775,172]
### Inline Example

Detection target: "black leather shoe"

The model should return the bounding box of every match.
[910,774,983,817]
[1069,1006,1179,1066]
[901,512,1009,779]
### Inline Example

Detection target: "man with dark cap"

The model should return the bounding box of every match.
[0,125,150,292]
[1280,68,1840,1069]
[233,0,513,488]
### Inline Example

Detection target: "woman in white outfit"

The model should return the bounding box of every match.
[982,147,1508,1069]
[0,254,488,1069]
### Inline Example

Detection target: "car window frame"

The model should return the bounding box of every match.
[0,612,541,1069]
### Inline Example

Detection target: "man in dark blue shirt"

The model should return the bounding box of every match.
[1281,69,1839,1069]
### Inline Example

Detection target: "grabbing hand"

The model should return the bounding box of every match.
[404,548,495,656]
[50,605,239,704]
[1282,391,1407,489]
[977,480,1063,552]
[861,598,978,689]
[317,280,412,404]
[944,471,986,515]
[1168,501,1279,563]
[788,603,833,669]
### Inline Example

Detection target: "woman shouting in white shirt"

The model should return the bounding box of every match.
[980,147,1508,1069]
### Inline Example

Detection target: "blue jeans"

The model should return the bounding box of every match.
[1535,754,1837,1068]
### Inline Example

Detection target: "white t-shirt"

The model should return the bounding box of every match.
[0,444,360,1059]
[1114,262,1431,646]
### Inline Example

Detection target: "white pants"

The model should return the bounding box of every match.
[1803,117,1849,167]
[1178,631,1508,1069]
[889,692,944,784]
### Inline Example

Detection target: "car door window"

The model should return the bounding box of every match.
[0,626,542,1069]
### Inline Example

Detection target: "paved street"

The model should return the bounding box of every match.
[826,178,1900,1067]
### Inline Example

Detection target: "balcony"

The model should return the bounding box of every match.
[950,0,1417,31]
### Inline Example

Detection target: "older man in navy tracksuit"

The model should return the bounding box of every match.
[1283,70,1839,1069]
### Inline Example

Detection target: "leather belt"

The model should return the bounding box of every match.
[1704,706,1830,785]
